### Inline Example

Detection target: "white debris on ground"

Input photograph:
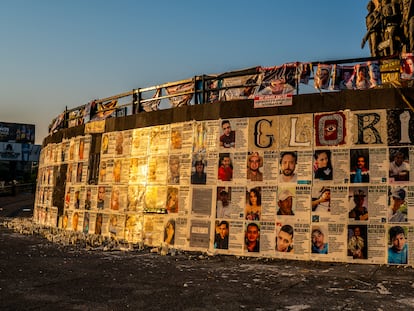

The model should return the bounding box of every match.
[0,217,181,256]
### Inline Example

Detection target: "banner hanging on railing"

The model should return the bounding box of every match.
[219,74,263,101]
[253,65,296,108]
[141,88,162,112]
[166,82,193,107]
[91,100,118,121]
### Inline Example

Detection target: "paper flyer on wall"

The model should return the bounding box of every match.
[191,187,213,217]
[147,155,168,185]
[368,147,388,184]
[143,214,165,247]
[367,185,388,222]
[110,185,127,212]
[76,135,91,162]
[193,120,219,153]
[312,185,344,223]
[261,151,278,183]
[260,186,277,221]
[365,224,387,264]
[177,185,190,216]
[144,185,167,213]
[107,213,126,239]
[83,186,95,210]
[388,146,412,183]
[96,185,110,210]
[129,157,149,185]
[178,152,192,186]
[215,186,244,220]
[75,161,88,184]
[170,121,194,154]
[88,212,103,235]
[100,132,113,157]
[114,130,132,158]
[112,158,130,185]
[167,155,180,185]
[331,149,350,184]
[174,217,189,250]
[231,152,248,183]
[189,219,211,250]
[124,213,144,244]
[218,118,249,152]
[165,186,179,214]
[191,152,218,186]
[215,220,242,254]
[131,128,150,157]
[258,221,277,257]
[99,158,113,184]
[126,185,146,213]
[347,224,368,262]
[149,125,170,155]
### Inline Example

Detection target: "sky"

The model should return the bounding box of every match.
[0,0,370,144]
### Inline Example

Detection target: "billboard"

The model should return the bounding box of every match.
[0,122,35,144]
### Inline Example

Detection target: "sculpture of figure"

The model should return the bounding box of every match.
[400,0,414,52]
[381,0,402,56]
[362,1,383,56]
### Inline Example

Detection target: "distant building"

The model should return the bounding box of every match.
[0,121,40,184]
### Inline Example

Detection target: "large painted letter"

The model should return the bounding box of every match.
[399,111,412,144]
[356,113,383,144]
[288,117,311,147]
[315,112,346,146]
[254,119,275,148]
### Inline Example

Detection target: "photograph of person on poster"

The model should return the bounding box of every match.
[166,187,179,214]
[218,153,233,181]
[311,226,328,254]
[111,188,120,211]
[278,152,297,183]
[101,134,109,154]
[348,189,368,221]
[312,187,331,213]
[313,150,333,180]
[276,224,294,253]
[168,155,180,184]
[247,152,263,181]
[97,186,105,209]
[113,160,122,183]
[115,132,123,155]
[388,187,407,223]
[164,219,175,245]
[347,225,366,259]
[350,150,369,183]
[85,188,92,210]
[277,189,295,216]
[216,188,230,218]
[214,220,229,250]
[245,187,261,220]
[388,226,408,264]
[245,222,260,252]
[191,160,206,184]
[219,120,235,148]
[95,213,103,235]
[389,149,410,182]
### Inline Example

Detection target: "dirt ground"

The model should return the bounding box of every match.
[1,223,414,311]
[1,193,414,310]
